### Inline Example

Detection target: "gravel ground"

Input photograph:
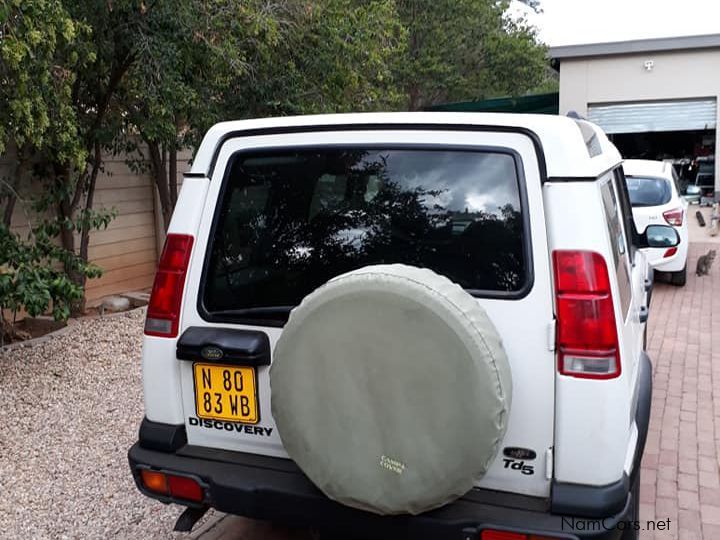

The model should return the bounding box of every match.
[0,308,209,539]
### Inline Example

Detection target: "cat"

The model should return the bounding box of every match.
[696,249,716,276]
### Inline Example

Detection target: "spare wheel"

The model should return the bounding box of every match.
[270,264,512,515]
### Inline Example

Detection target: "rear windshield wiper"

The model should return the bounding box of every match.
[210,306,295,322]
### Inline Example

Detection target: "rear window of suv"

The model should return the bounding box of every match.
[201,148,528,324]
[626,176,672,207]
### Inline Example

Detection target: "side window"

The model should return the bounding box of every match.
[613,168,639,257]
[600,175,632,318]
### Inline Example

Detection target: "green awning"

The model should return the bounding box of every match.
[427,92,559,115]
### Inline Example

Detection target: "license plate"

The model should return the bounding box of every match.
[193,363,259,424]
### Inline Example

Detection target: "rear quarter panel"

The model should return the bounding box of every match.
[142,177,210,424]
[543,180,633,486]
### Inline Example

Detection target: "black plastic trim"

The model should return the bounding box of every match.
[547,163,626,185]
[129,443,628,540]
[203,123,548,183]
[138,417,187,452]
[547,176,597,182]
[551,475,630,518]
[177,444,549,512]
[646,268,655,307]
[632,352,653,483]
[176,326,271,366]
[197,143,539,328]
[183,172,207,179]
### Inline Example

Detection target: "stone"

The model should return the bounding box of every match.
[100,296,131,314]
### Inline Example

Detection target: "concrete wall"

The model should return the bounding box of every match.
[557,48,720,195]
[1,149,191,308]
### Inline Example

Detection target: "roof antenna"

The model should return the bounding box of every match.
[566,110,586,120]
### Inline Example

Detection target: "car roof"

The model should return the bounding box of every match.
[622,159,673,179]
[190,112,622,180]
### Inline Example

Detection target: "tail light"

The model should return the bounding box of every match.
[662,207,683,226]
[663,247,678,258]
[168,475,204,502]
[144,234,194,337]
[553,251,621,379]
[140,470,167,495]
[139,469,204,503]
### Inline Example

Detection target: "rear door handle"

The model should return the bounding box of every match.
[176,327,271,366]
[639,305,649,324]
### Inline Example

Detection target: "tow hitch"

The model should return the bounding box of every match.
[174,506,209,532]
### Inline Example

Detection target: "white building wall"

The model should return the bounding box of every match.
[558,48,720,195]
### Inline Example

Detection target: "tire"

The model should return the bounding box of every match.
[670,265,687,287]
[620,471,640,540]
[271,264,512,515]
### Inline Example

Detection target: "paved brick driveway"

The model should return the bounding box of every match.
[641,241,719,539]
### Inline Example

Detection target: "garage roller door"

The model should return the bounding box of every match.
[588,99,717,134]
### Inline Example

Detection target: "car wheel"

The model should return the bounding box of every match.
[670,265,687,287]
[620,472,640,540]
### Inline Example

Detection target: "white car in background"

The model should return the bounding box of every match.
[624,159,689,286]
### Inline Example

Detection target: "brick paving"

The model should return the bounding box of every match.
[642,242,720,539]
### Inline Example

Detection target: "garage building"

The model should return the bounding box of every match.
[550,34,720,200]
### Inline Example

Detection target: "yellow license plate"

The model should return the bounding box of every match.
[193,363,259,424]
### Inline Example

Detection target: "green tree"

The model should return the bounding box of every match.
[119,1,285,230]
[0,0,89,225]
[120,0,406,230]
[395,0,549,110]
[0,0,103,331]
[0,0,549,331]
[227,0,406,117]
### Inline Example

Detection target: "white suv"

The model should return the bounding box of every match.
[624,159,689,286]
[128,113,679,540]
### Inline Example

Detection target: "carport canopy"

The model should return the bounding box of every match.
[588,98,717,134]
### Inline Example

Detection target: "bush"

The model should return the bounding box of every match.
[0,223,101,344]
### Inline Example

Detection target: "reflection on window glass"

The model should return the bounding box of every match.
[203,149,527,319]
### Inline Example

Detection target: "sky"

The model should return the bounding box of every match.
[510,0,720,47]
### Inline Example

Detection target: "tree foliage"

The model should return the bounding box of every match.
[239,0,406,116]
[396,0,549,110]
[0,222,101,343]
[0,0,103,331]
[0,0,550,332]
[125,0,407,230]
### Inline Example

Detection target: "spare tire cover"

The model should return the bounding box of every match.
[270,264,512,515]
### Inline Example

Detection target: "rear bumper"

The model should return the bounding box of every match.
[129,441,633,540]
[130,350,653,539]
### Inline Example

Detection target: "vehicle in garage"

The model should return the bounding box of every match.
[624,159,689,286]
[128,113,680,540]
[689,157,717,203]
